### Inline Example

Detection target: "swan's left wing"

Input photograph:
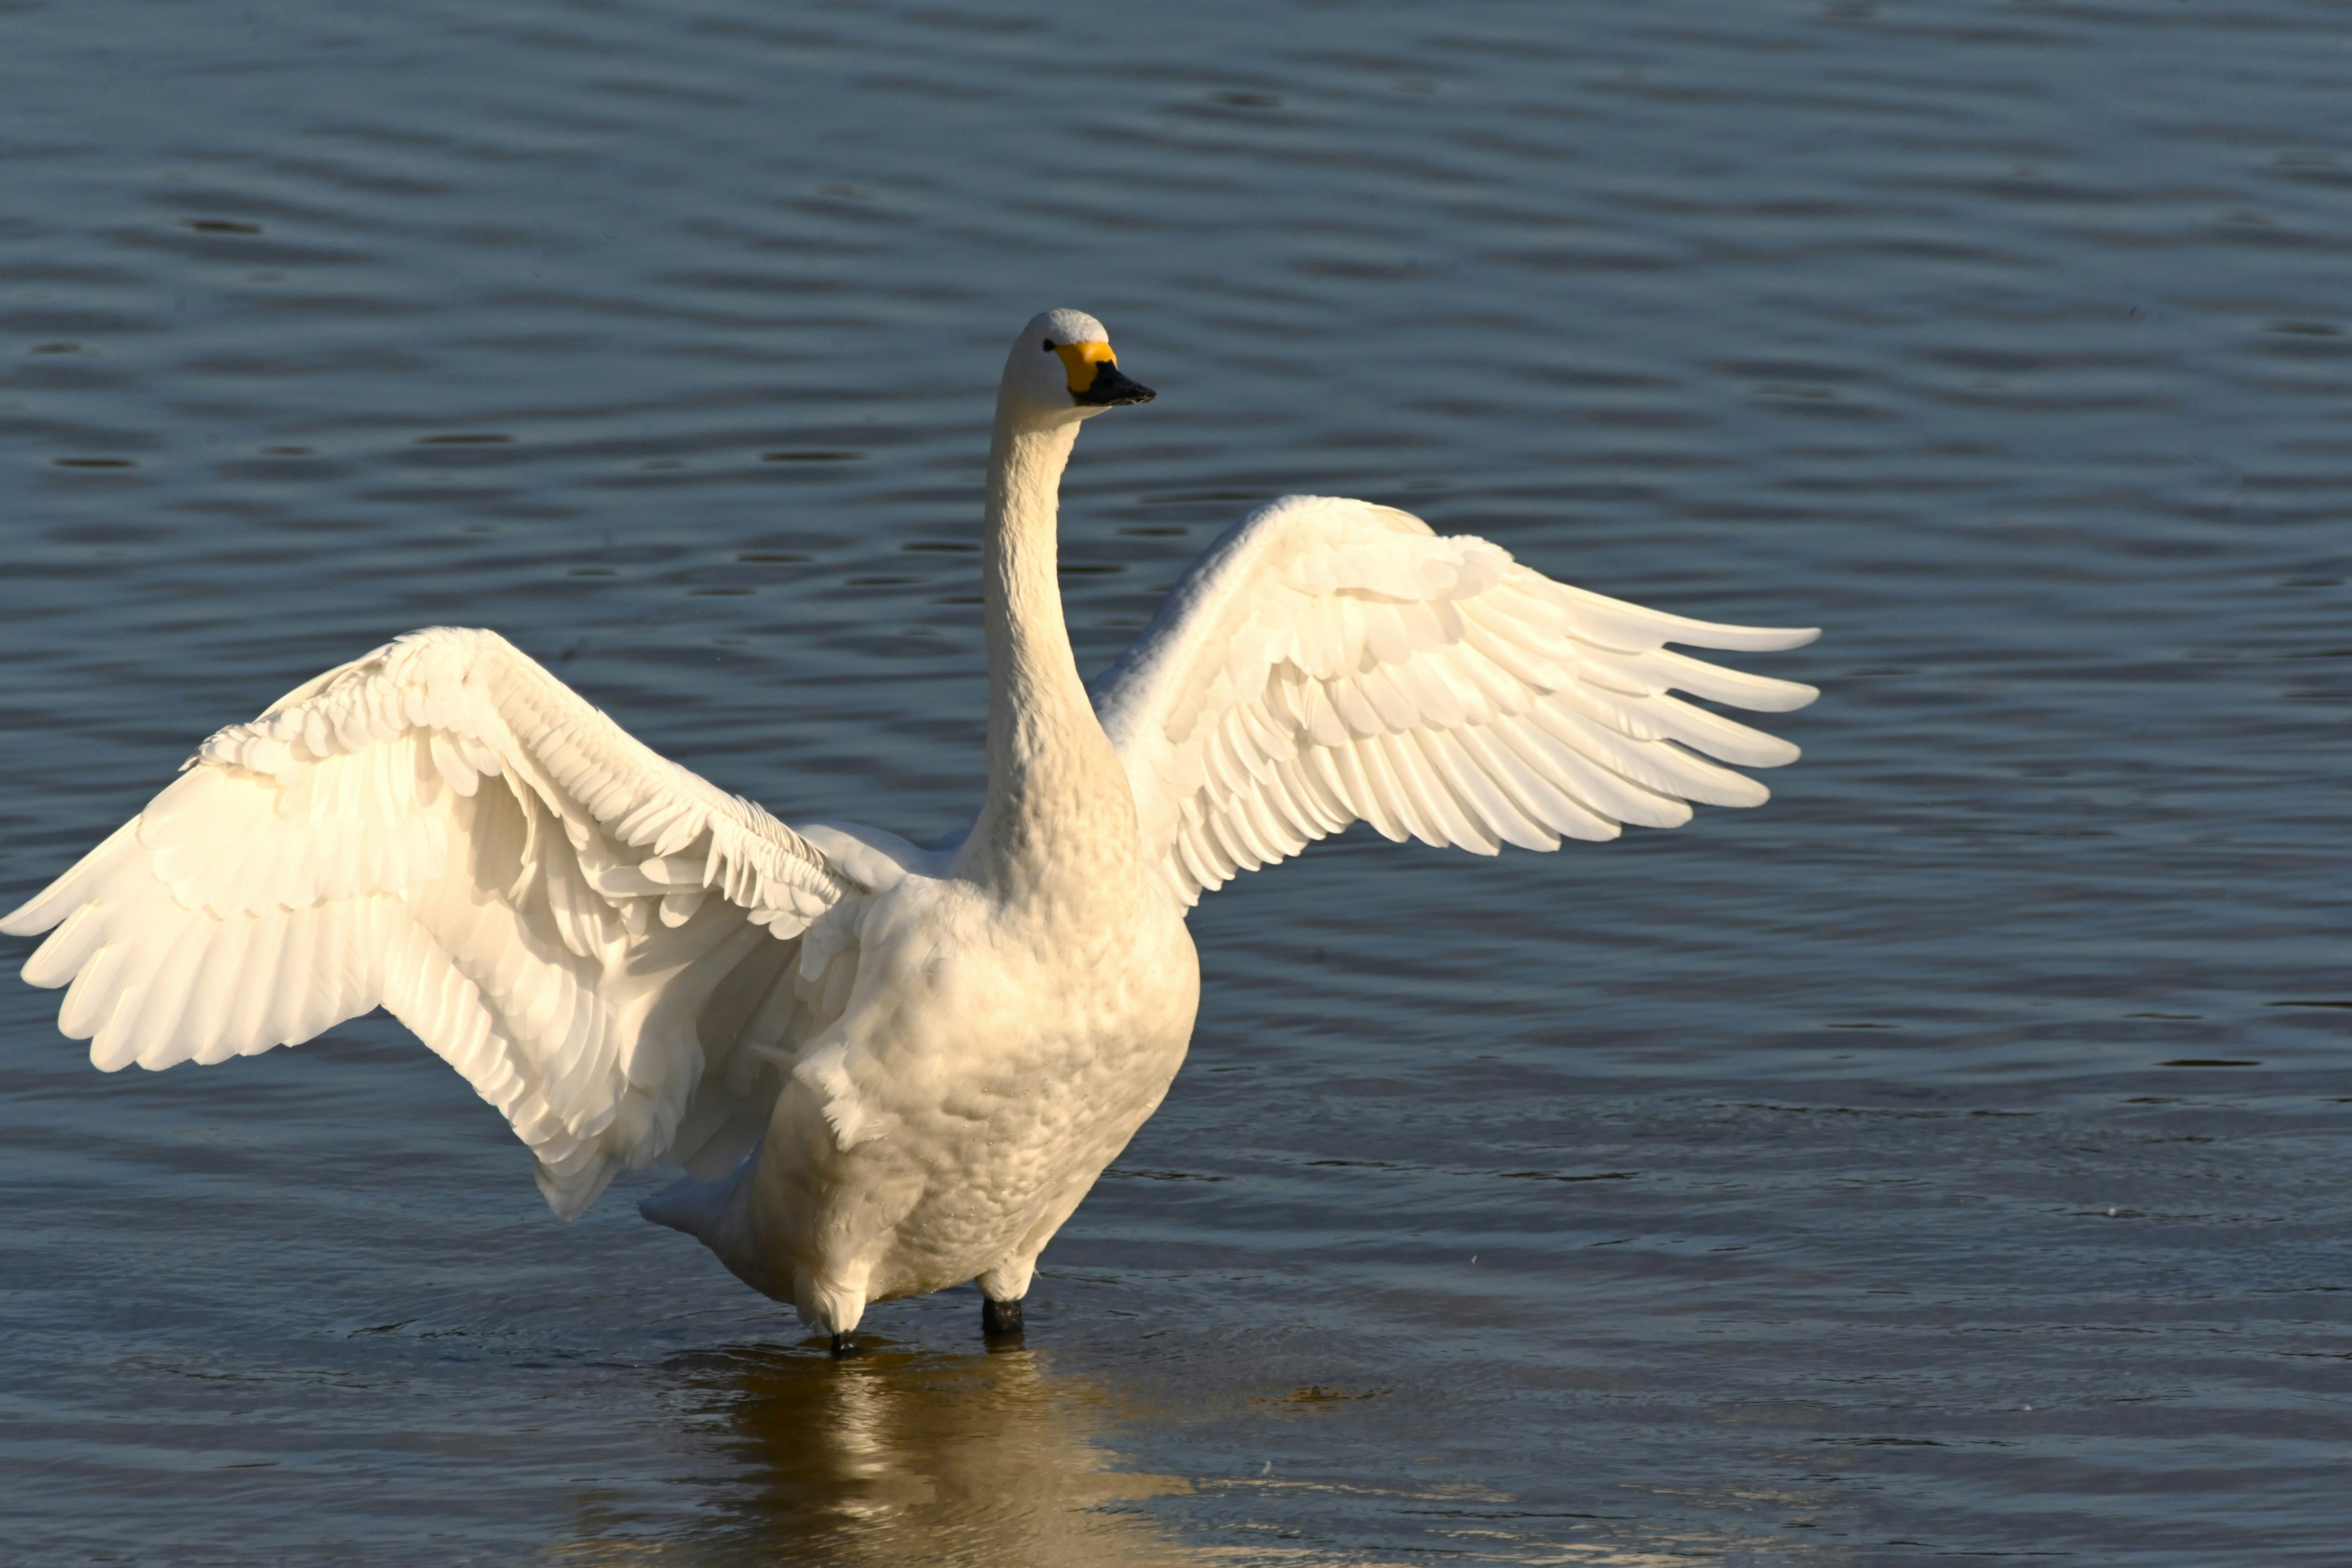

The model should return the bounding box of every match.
[1091,496,1819,907]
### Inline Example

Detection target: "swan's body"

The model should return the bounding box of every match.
[3,310,1817,1342]
[672,812,1196,1329]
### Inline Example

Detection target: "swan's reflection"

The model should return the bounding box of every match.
[547,1332,1784,1567]
[648,1335,1202,1567]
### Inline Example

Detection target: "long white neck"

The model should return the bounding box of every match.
[964,404,1137,899]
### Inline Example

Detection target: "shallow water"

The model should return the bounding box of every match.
[2,1,2348,1562]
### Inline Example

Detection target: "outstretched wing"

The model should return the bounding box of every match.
[1091,496,1819,907]
[1,627,857,1216]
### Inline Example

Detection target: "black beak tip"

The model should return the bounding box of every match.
[1077,367,1156,408]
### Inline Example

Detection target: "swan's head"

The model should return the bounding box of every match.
[1000,308,1155,426]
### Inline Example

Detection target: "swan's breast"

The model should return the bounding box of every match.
[861,870,1196,1121]
[775,868,1198,1295]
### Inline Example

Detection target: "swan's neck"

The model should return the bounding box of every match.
[968,409,1136,898]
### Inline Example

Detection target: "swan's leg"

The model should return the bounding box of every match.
[975,1172,1099,1343]
[807,1265,871,1357]
[978,1257,1035,1344]
[981,1294,1024,1341]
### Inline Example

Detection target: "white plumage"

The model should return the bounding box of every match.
[4,309,1816,1341]
[9,627,846,1215]
[1093,494,1815,905]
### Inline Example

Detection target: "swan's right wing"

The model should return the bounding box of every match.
[2,627,859,1216]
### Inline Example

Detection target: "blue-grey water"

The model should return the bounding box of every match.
[2,1,2348,1563]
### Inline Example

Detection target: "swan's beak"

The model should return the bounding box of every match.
[1054,341,1156,408]
[1074,363,1155,407]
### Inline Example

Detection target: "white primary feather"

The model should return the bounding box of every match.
[2,627,854,1216]
[1091,496,1819,906]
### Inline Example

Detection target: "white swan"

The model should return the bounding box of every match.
[2,309,1818,1349]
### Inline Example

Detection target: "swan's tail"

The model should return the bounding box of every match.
[639,1142,763,1278]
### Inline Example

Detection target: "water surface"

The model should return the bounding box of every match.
[2,1,2348,1562]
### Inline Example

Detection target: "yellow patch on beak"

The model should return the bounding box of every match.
[1052,339,1119,394]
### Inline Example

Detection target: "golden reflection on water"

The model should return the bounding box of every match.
[545,1338,1733,1568]
[562,1339,1205,1568]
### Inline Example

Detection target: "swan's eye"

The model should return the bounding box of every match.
[1041,339,1058,352]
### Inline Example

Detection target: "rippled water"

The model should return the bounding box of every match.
[4,1,2348,1562]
